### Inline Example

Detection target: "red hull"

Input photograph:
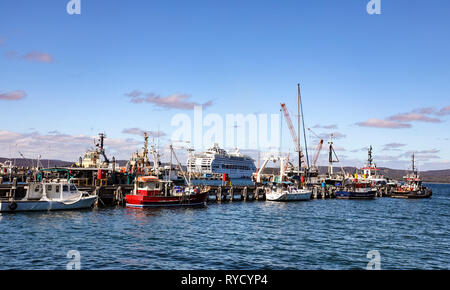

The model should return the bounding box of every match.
[125,192,208,207]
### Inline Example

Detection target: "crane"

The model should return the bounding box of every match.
[307,128,324,168]
[280,103,303,166]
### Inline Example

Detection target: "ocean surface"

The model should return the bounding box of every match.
[0,183,448,270]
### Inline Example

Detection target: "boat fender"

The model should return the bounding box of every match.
[9,202,17,211]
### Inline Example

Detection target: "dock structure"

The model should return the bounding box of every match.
[200,185,266,202]
[78,184,134,206]
[1,169,399,206]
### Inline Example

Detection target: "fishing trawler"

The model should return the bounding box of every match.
[0,181,97,212]
[391,154,432,199]
[358,146,389,187]
[125,143,208,207]
[75,133,113,169]
[125,176,207,207]
[336,179,376,199]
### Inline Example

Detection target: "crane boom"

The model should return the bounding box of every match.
[280,103,300,153]
[307,128,324,168]
[312,140,323,167]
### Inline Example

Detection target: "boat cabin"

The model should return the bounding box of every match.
[25,182,83,201]
[135,176,163,196]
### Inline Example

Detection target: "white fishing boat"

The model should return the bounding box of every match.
[0,181,97,212]
[266,182,312,201]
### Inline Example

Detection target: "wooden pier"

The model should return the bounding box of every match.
[0,177,397,207]
[202,185,266,202]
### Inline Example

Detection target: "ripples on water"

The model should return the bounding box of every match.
[0,184,448,270]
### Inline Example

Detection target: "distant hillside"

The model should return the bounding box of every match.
[0,157,73,168]
[262,166,450,183]
[0,157,129,168]
[2,157,449,183]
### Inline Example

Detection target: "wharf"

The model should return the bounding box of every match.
[0,178,395,207]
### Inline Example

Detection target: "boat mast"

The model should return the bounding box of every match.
[297,84,302,174]
[170,144,190,185]
[298,83,310,174]
[97,133,109,165]
[143,132,149,167]
[328,134,334,176]
[280,106,283,154]
[169,145,172,176]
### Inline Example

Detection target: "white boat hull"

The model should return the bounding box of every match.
[266,190,312,201]
[0,196,97,212]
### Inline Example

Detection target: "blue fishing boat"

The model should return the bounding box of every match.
[336,180,376,200]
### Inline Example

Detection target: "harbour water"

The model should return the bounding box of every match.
[0,183,448,270]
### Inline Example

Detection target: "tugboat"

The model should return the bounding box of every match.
[391,154,432,199]
[125,176,207,207]
[0,181,97,212]
[336,178,376,199]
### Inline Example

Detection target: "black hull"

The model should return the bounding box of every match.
[391,189,432,199]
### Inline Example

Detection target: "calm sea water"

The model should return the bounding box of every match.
[0,183,448,270]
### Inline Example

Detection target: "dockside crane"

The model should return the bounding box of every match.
[307,128,324,169]
[280,103,303,170]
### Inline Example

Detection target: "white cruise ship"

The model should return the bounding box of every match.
[187,144,256,179]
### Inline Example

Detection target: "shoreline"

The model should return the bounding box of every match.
[424,182,450,185]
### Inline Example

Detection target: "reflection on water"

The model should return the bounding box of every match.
[0,183,448,269]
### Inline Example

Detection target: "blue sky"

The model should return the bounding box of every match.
[0,0,449,170]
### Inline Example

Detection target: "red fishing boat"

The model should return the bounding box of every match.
[125,176,207,207]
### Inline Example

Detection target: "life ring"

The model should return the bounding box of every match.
[9,202,17,211]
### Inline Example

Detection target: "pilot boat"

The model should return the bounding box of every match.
[125,176,207,207]
[0,181,97,212]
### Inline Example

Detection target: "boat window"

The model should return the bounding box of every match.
[63,185,69,192]
[138,182,145,188]
[155,183,160,189]
[55,186,60,193]
[70,185,77,192]
[47,185,52,191]
[34,185,41,192]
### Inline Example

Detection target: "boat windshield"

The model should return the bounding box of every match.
[139,182,161,190]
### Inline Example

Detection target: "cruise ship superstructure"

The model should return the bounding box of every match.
[187,144,256,179]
